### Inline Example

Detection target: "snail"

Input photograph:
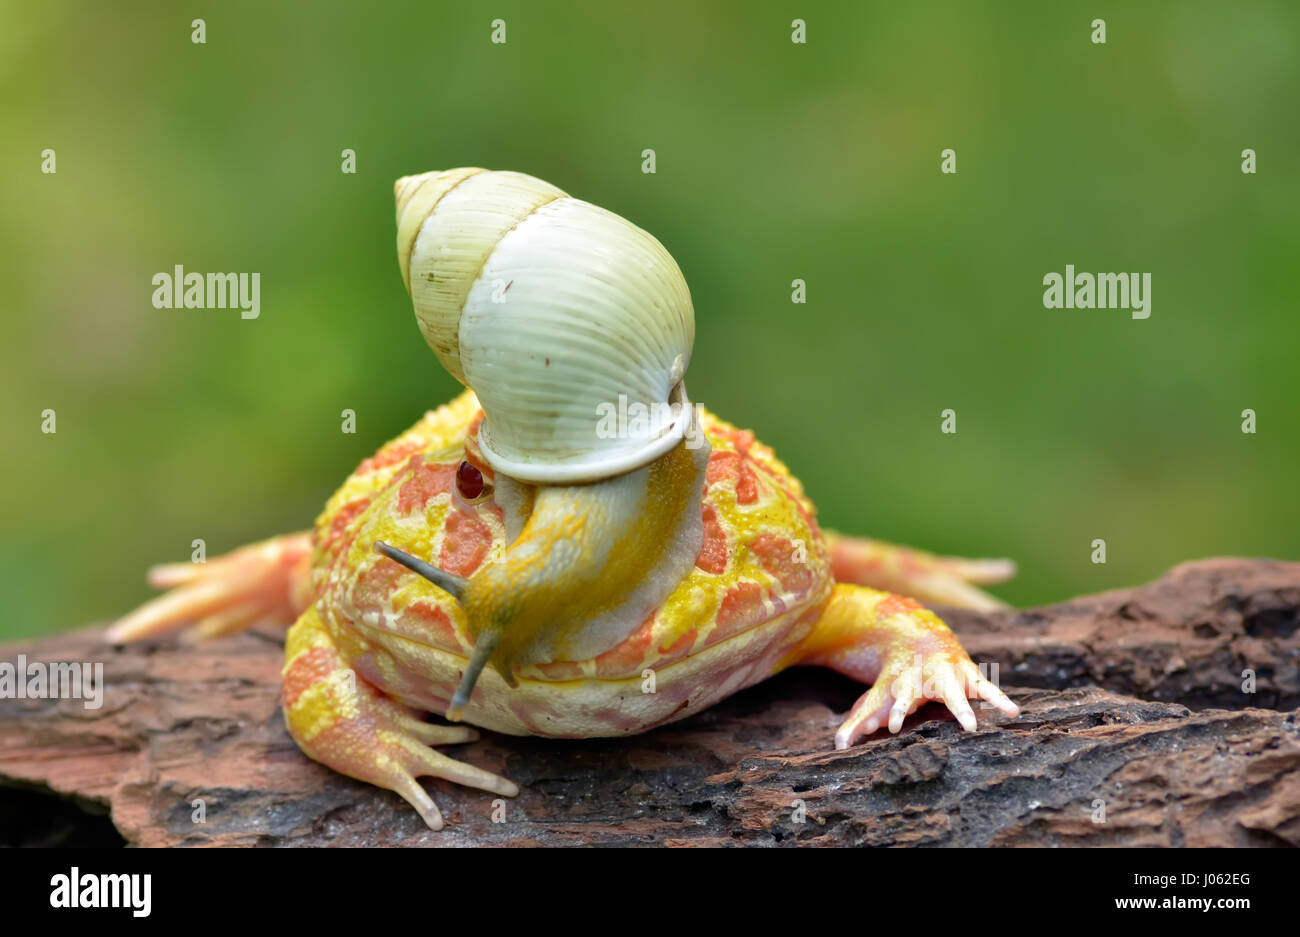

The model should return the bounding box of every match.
[110,168,1018,831]
[395,167,696,483]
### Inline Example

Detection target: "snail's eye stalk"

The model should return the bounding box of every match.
[373,540,504,721]
[447,632,503,722]
[373,541,468,601]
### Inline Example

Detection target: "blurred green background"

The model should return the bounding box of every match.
[1,0,1297,640]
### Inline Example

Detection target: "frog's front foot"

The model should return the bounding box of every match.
[283,606,517,830]
[794,584,1020,749]
[106,532,313,643]
[831,640,1018,749]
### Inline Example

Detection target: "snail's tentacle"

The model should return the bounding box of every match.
[373,540,468,601]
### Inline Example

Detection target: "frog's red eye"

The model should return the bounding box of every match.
[456,461,486,500]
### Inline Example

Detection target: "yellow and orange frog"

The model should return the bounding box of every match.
[111,391,1018,829]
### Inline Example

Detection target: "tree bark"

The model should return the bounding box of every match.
[1,557,1297,846]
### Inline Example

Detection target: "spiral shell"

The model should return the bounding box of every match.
[395,168,695,484]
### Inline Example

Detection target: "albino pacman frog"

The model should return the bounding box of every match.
[110,168,1020,830]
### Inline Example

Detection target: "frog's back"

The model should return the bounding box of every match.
[307,390,833,737]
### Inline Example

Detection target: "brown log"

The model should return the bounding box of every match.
[943,556,1300,710]
[1,557,1297,846]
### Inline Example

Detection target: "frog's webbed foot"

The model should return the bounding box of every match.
[824,531,1016,611]
[795,584,1020,749]
[283,606,518,831]
[106,532,313,643]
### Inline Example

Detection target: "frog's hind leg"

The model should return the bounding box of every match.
[105,532,314,643]
[790,584,1019,749]
[823,531,1016,611]
[282,605,517,831]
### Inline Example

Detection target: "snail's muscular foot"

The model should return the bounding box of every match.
[106,532,313,643]
[824,531,1016,612]
[793,584,1020,748]
[282,606,517,831]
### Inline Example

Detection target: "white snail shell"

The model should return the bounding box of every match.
[395,168,695,484]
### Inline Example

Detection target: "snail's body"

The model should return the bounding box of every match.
[110,169,1020,829]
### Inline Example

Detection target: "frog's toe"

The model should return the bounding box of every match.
[832,661,934,747]
[833,683,900,749]
[825,534,1016,611]
[834,652,1018,748]
[365,730,517,831]
[958,657,1021,720]
[107,532,312,643]
[327,722,518,832]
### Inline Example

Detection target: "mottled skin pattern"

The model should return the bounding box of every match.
[111,390,1019,829]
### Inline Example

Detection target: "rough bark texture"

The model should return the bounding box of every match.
[1,557,1297,847]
